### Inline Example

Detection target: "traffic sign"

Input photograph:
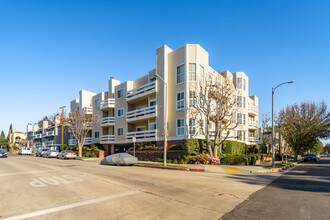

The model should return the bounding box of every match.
[263,131,272,135]
[132,137,136,142]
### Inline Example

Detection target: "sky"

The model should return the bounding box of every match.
[0,0,329,144]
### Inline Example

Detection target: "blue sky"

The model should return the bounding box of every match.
[0,0,329,144]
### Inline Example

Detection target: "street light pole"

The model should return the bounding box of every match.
[155,74,167,167]
[59,106,66,145]
[271,81,293,168]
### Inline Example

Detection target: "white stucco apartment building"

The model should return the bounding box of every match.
[69,44,259,155]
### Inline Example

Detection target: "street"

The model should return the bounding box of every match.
[222,157,330,220]
[0,154,281,220]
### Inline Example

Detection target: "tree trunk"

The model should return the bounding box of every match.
[294,147,299,161]
[78,144,83,157]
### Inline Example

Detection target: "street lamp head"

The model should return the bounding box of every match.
[287,81,294,84]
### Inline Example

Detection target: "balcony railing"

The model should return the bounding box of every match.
[126,106,156,122]
[100,135,115,144]
[68,137,93,146]
[43,130,55,137]
[248,105,258,116]
[248,121,258,128]
[82,107,93,114]
[127,130,156,141]
[100,98,115,110]
[126,81,156,101]
[45,140,55,146]
[34,133,42,139]
[248,137,258,143]
[101,116,115,126]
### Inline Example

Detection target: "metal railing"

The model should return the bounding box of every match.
[248,121,258,128]
[82,107,93,114]
[101,116,115,126]
[100,135,115,144]
[100,98,115,109]
[126,106,156,122]
[34,133,42,139]
[126,81,156,101]
[127,130,156,141]
[68,137,93,146]
[43,130,55,137]
[248,137,258,142]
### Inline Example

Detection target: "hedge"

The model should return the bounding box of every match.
[220,155,249,166]
[222,140,247,155]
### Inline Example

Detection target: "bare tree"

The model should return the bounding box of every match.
[278,101,330,161]
[189,74,239,157]
[67,110,96,157]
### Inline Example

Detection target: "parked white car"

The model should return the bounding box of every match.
[18,147,32,155]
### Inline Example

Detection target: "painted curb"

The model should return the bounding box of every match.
[250,163,299,173]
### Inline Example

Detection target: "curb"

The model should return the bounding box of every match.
[135,164,205,172]
[250,162,299,173]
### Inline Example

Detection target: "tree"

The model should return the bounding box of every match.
[308,139,324,154]
[324,143,330,154]
[188,73,239,157]
[278,101,330,161]
[261,113,272,156]
[0,130,7,148]
[7,124,12,139]
[67,110,96,157]
[38,116,54,128]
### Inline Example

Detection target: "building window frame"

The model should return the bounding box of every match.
[117,108,124,118]
[189,63,196,81]
[176,91,185,110]
[189,90,196,108]
[177,118,185,136]
[176,64,185,84]
[117,89,124,98]
[94,99,100,107]
[117,128,124,136]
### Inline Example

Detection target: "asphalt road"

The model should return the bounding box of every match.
[222,157,330,220]
[0,154,281,220]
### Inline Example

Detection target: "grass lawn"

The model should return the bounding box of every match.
[263,161,296,169]
[136,162,188,169]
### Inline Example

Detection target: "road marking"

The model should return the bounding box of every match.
[0,170,51,177]
[3,190,140,220]
[30,175,84,187]
[224,169,241,173]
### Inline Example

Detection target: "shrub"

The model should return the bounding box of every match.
[182,139,200,155]
[155,158,164,162]
[179,159,185,164]
[222,141,247,155]
[184,155,196,164]
[195,153,220,165]
[166,159,172,163]
[220,155,248,166]
[59,144,68,151]
[144,158,149,161]
[173,159,178,164]
[89,152,97,158]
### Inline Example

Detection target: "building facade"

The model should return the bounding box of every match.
[69,44,259,155]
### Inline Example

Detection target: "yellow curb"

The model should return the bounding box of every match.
[224,169,241,173]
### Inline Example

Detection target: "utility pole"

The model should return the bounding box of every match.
[59,106,66,145]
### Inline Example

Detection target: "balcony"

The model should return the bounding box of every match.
[248,137,258,143]
[100,135,115,144]
[68,137,93,146]
[248,105,258,116]
[34,133,42,139]
[127,130,156,142]
[126,81,156,101]
[101,116,115,127]
[126,106,156,122]
[100,98,115,110]
[43,130,55,137]
[45,140,55,146]
[248,121,258,129]
[82,107,93,114]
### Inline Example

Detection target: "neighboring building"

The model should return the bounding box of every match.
[26,120,70,151]
[70,44,259,156]
[12,132,26,144]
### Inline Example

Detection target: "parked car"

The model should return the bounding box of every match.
[43,150,59,158]
[57,150,77,160]
[0,149,7,158]
[101,153,138,165]
[304,154,318,162]
[316,153,321,159]
[18,147,32,155]
[36,148,48,157]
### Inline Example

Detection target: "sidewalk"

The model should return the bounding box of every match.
[136,160,300,174]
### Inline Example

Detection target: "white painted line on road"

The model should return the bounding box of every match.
[0,170,52,177]
[3,190,140,220]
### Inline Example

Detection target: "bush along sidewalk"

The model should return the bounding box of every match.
[251,161,301,173]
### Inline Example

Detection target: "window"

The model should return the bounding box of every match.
[243,97,246,108]
[237,130,242,141]
[149,123,156,130]
[177,64,185,84]
[237,78,242,89]
[189,91,196,107]
[149,100,156,106]
[117,89,124,98]
[136,126,146,132]
[176,92,185,110]
[189,63,196,81]
[243,79,246,91]
[177,119,185,136]
[199,65,204,83]
[150,77,156,82]
[94,99,100,107]
[237,113,242,125]
[237,96,242,107]
[243,114,246,125]
[189,118,196,136]
[117,128,123,136]
[95,132,99,138]
[199,119,204,135]
[117,108,124,117]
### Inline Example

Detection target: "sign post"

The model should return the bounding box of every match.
[132,137,136,157]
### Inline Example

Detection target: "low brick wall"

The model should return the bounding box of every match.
[126,150,186,161]
[74,150,104,158]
